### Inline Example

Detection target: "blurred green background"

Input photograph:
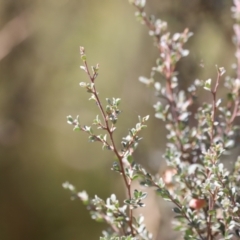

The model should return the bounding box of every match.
[0,0,236,239]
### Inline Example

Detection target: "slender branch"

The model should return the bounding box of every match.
[210,71,221,144]
[148,180,205,240]
[228,99,239,125]
[132,4,194,164]
[204,71,222,240]
[88,205,122,235]
[80,47,135,236]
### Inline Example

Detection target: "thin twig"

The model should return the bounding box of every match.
[132,4,193,164]
[149,180,205,240]
[81,49,135,236]
[210,71,221,143]
[205,71,222,240]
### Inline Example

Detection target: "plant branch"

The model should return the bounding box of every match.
[80,47,135,236]
[210,71,221,144]
[131,3,193,164]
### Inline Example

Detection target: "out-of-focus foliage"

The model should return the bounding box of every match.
[0,0,236,240]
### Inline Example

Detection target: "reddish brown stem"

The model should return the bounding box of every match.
[82,58,135,236]
[210,71,220,143]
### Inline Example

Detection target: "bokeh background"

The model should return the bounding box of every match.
[0,0,237,239]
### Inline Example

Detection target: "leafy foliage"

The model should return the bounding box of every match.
[64,0,240,239]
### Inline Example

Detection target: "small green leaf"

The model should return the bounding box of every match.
[81,55,87,61]
[134,189,139,199]
[66,115,73,124]
[115,98,121,106]
[142,115,150,122]
[173,207,182,214]
[127,155,134,164]
[204,78,212,91]
[73,125,81,131]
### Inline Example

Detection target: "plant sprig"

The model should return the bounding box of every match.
[66,46,151,238]
[64,0,240,239]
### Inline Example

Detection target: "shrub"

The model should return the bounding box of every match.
[63,0,240,239]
